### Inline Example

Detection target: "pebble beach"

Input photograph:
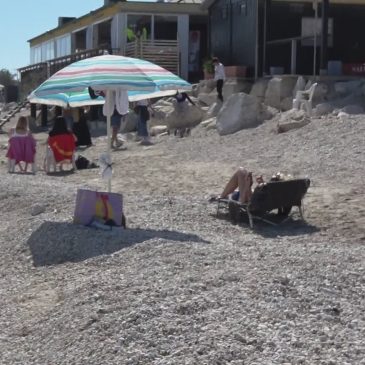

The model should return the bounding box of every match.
[0,111,364,364]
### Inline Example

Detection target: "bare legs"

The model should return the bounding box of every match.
[111,127,119,147]
[220,168,253,203]
[111,126,125,148]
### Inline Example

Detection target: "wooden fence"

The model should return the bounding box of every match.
[125,40,180,75]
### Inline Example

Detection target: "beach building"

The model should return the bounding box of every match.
[202,0,365,78]
[18,0,208,97]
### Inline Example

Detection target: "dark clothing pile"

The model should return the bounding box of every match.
[73,115,92,147]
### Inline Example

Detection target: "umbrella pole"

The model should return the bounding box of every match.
[106,89,112,193]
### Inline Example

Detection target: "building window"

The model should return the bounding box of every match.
[74,29,87,52]
[42,40,55,61]
[56,35,71,57]
[30,45,42,64]
[126,14,152,42]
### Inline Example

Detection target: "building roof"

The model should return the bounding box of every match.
[202,0,365,9]
[29,1,207,45]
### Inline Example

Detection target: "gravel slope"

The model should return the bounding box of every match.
[0,112,364,365]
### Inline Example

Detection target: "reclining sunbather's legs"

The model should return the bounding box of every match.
[220,168,253,203]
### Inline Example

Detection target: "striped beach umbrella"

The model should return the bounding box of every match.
[31,54,191,192]
[28,88,181,108]
[33,54,191,96]
[28,89,104,108]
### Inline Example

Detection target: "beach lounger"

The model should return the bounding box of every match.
[216,178,311,228]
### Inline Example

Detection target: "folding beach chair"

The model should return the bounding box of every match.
[7,134,37,173]
[216,178,311,228]
[45,134,77,173]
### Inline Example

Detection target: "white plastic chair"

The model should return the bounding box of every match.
[293,83,318,117]
[45,146,77,173]
[8,159,36,174]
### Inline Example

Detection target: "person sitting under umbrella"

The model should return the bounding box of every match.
[45,116,77,172]
[6,116,37,173]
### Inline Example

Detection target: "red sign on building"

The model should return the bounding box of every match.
[343,63,365,75]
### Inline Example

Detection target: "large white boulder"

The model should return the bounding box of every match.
[340,104,364,115]
[223,79,252,101]
[198,91,218,106]
[335,80,364,96]
[149,99,175,127]
[120,112,138,133]
[166,103,204,130]
[314,103,335,116]
[264,77,297,110]
[250,79,269,102]
[276,108,310,133]
[280,97,294,111]
[216,93,267,136]
[264,77,282,109]
[196,79,216,95]
[280,77,297,99]
[196,79,251,106]
[150,99,203,130]
[292,76,306,97]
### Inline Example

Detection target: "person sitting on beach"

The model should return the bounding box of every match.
[218,168,260,204]
[213,168,287,204]
[6,116,36,173]
[46,116,77,171]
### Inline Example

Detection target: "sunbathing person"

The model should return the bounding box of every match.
[215,168,285,204]
[217,168,262,204]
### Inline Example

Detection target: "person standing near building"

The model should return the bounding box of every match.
[212,57,225,102]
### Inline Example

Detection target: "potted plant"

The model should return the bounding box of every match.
[203,59,214,79]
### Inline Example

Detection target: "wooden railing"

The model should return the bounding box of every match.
[125,40,180,75]
[18,42,179,96]
[48,48,120,76]
[18,47,120,77]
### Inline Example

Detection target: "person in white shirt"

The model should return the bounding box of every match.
[212,57,225,102]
